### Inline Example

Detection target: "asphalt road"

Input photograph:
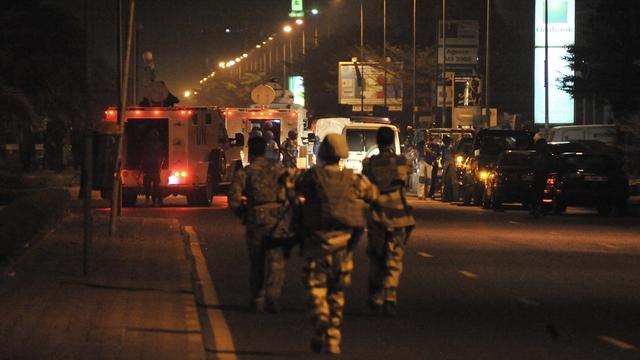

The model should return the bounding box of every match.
[121,196,640,359]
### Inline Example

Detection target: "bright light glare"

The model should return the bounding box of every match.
[242,53,248,58]
[283,25,292,33]
[268,37,274,41]
[311,8,319,15]
[295,19,304,25]
[219,62,226,68]
[256,44,262,49]
[225,28,231,33]
[235,57,241,62]
[183,90,191,98]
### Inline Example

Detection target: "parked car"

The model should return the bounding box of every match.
[482,150,536,211]
[547,124,618,147]
[461,129,535,205]
[542,152,629,216]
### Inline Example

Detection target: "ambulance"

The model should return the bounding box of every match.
[102,106,243,206]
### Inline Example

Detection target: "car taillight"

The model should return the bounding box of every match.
[546,177,555,185]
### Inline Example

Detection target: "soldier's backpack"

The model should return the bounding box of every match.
[245,162,281,226]
[312,167,366,229]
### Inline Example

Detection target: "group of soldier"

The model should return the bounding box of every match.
[227,127,414,355]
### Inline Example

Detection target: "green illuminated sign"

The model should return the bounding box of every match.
[289,0,304,18]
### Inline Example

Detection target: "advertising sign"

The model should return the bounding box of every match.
[438,47,478,65]
[438,20,479,46]
[535,0,575,47]
[534,0,575,124]
[288,76,305,107]
[338,62,403,111]
[534,47,574,124]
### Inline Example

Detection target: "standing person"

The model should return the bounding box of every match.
[417,152,429,200]
[141,130,163,206]
[362,127,415,317]
[427,140,441,199]
[530,138,553,217]
[264,130,280,162]
[228,136,289,313]
[281,129,298,168]
[295,134,378,355]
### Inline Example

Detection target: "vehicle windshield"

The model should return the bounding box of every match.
[559,155,618,173]
[477,133,533,155]
[346,129,396,153]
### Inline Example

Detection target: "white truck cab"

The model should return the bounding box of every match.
[314,117,401,173]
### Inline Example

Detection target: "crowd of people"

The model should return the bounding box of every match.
[227,127,414,355]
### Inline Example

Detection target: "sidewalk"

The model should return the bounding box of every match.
[0,212,205,360]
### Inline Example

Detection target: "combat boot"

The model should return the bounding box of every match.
[383,301,397,317]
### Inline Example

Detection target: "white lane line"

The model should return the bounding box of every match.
[599,336,638,351]
[600,243,618,249]
[515,297,540,307]
[185,226,238,360]
[417,251,433,258]
[508,221,521,225]
[459,270,478,279]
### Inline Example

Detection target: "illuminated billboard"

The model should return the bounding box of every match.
[288,76,305,107]
[534,0,575,124]
[338,62,403,112]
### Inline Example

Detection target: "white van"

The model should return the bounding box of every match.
[314,117,401,173]
[547,124,618,146]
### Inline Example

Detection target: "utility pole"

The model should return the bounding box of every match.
[544,0,550,129]
[412,0,417,128]
[441,0,446,127]
[110,0,136,235]
[485,0,491,128]
[360,0,365,113]
[383,0,388,108]
[83,0,93,276]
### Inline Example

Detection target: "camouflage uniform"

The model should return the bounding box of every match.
[362,148,415,311]
[228,157,288,311]
[281,137,298,168]
[295,138,378,354]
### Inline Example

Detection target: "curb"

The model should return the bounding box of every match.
[182,226,238,360]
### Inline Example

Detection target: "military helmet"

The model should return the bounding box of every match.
[288,129,298,139]
[318,133,348,160]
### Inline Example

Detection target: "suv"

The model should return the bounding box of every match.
[461,129,534,205]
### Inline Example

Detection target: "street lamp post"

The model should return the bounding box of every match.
[383,0,388,108]
[441,0,446,127]
[412,0,417,128]
[485,0,491,128]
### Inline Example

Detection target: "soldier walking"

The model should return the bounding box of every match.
[295,134,378,355]
[228,136,289,313]
[362,127,415,317]
[281,129,298,168]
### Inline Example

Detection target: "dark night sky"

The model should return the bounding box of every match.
[48,0,529,103]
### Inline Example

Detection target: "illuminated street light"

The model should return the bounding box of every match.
[311,8,319,15]
[262,41,267,44]
[295,19,304,25]
[283,25,292,33]
[225,28,231,33]
[235,57,241,62]
[183,90,191,98]
[256,44,262,49]
[242,53,248,58]
[219,62,226,68]
[268,36,274,41]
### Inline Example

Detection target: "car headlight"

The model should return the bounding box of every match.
[455,155,464,167]
[478,170,489,181]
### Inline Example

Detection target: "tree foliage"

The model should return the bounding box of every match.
[561,0,640,118]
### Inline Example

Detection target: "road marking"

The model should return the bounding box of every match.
[599,336,638,351]
[515,297,540,307]
[417,251,433,258]
[508,221,521,225]
[185,226,238,360]
[600,243,618,249]
[458,270,478,279]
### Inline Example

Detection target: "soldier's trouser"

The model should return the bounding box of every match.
[246,229,286,305]
[367,226,407,305]
[303,249,354,347]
